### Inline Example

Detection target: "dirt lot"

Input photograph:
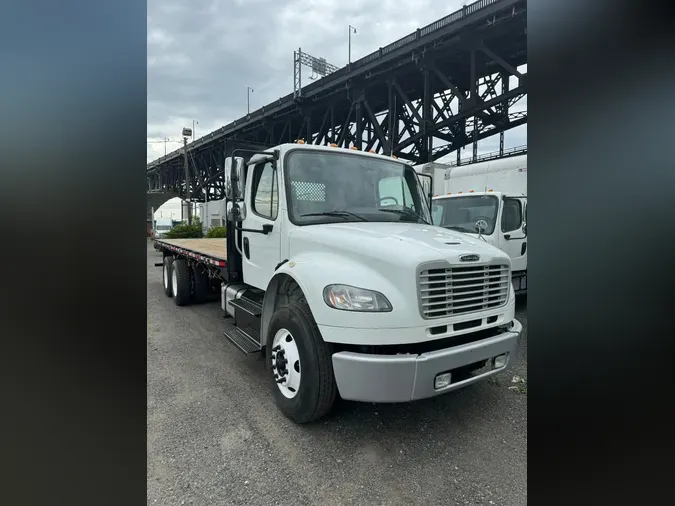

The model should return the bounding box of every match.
[147,242,527,505]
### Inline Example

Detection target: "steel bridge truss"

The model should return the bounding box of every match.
[147,3,526,203]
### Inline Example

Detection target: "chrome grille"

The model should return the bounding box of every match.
[418,263,510,318]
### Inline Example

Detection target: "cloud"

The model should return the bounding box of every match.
[147,0,526,163]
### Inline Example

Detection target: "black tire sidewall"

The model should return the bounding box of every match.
[162,256,174,297]
[266,304,331,423]
[172,259,191,306]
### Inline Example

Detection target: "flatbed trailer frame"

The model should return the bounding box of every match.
[154,238,230,283]
[154,238,227,266]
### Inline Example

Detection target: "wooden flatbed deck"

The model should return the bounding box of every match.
[155,238,227,267]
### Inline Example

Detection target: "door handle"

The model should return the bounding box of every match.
[243,237,250,259]
[504,234,511,240]
[235,224,273,235]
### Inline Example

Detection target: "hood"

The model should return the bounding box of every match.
[288,222,508,268]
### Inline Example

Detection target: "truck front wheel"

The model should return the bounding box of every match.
[162,256,174,297]
[266,302,337,423]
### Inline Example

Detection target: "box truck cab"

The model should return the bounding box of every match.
[431,155,527,294]
[153,218,174,238]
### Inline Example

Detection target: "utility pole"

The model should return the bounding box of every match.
[192,120,198,142]
[164,137,169,156]
[348,25,357,64]
[247,86,254,114]
[182,127,193,225]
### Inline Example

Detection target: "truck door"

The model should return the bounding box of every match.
[241,159,282,290]
[498,197,527,273]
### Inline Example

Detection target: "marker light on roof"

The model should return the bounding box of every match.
[329,143,337,147]
[369,149,375,153]
[296,139,305,144]
[349,146,358,150]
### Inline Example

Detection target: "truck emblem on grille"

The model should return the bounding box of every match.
[459,254,479,262]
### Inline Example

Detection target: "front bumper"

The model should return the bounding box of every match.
[331,319,522,403]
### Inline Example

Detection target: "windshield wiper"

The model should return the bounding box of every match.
[300,210,368,222]
[377,208,430,225]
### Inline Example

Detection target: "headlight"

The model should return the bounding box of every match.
[323,284,392,312]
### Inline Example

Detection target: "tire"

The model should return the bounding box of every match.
[192,266,209,303]
[162,256,174,297]
[172,258,191,306]
[266,302,337,423]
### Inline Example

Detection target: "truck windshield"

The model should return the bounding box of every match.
[431,195,499,234]
[285,150,431,225]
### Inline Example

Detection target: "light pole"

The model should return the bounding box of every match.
[182,127,193,225]
[348,25,357,64]
[247,86,254,114]
[164,137,169,155]
[192,120,198,142]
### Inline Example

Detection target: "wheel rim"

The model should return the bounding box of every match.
[271,328,301,399]
[171,267,177,297]
[163,263,169,289]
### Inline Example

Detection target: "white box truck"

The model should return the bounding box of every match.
[154,142,523,423]
[430,154,527,294]
[415,161,452,197]
[197,199,227,234]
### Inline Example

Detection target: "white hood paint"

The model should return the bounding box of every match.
[289,222,509,268]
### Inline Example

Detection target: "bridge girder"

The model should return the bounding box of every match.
[147,0,527,203]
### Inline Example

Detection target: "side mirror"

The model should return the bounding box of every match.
[234,158,245,199]
[475,219,487,234]
[224,156,245,200]
[226,201,246,223]
[522,223,527,235]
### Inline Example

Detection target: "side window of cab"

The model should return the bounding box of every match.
[378,176,415,208]
[251,161,279,220]
[501,198,523,233]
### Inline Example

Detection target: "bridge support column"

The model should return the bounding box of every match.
[354,95,363,150]
[470,48,478,163]
[499,71,509,157]
[422,69,432,163]
[387,80,396,156]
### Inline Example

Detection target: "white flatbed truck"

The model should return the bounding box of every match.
[154,142,522,423]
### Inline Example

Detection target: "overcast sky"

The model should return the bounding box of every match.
[148,0,526,218]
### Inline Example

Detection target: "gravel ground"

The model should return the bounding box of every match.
[147,242,527,506]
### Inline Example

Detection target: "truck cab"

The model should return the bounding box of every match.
[157,142,522,424]
[431,192,527,294]
[153,217,174,239]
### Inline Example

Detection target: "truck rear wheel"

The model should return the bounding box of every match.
[162,256,174,297]
[266,302,337,423]
[172,258,191,306]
